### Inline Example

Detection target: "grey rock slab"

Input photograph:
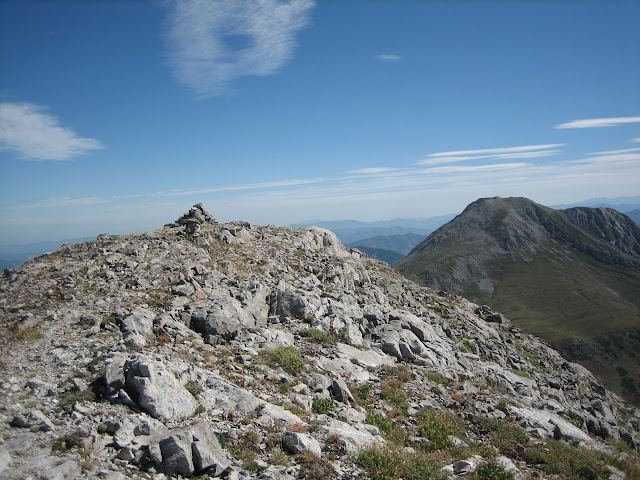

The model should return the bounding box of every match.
[441,455,483,476]
[104,353,128,394]
[42,459,82,480]
[336,343,394,368]
[315,356,370,382]
[320,418,385,453]
[125,355,198,422]
[511,406,597,446]
[149,423,230,477]
[260,328,295,347]
[261,403,305,425]
[270,289,309,320]
[282,431,322,457]
[121,306,154,337]
[496,456,525,480]
[330,378,355,405]
[202,376,262,414]
[0,448,12,475]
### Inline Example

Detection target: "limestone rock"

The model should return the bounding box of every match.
[282,431,322,457]
[149,423,230,477]
[125,355,198,422]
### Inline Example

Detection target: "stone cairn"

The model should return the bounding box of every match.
[174,203,215,235]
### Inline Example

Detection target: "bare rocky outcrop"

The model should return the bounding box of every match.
[0,204,639,479]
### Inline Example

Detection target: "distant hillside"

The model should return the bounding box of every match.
[350,245,404,265]
[0,238,92,271]
[347,233,425,256]
[396,197,640,404]
[291,214,455,245]
[626,209,640,225]
[553,195,640,213]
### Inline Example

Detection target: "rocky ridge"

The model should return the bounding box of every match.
[0,204,639,480]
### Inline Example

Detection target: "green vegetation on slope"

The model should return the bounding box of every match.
[395,197,640,404]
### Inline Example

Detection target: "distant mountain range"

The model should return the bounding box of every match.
[0,238,93,271]
[395,196,640,404]
[291,215,456,245]
[2,196,639,271]
[295,197,640,266]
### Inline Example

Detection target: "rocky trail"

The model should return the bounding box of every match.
[0,204,639,480]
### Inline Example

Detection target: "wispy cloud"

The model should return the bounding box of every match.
[420,162,531,174]
[376,54,401,62]
[346,167,397,175]
[555,117,640,129]
[426,144,565,158]
[632,137,640,143]
[14,196,108,209]
[588,147,640,155]
[165,0,315,98]
[0,102,103,160]
[416,144,564,166]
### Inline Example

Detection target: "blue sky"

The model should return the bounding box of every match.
[1,0,639,245]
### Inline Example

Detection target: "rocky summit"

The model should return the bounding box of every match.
[0,204,639,480]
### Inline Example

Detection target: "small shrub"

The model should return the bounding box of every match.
[6,325,42,343]
[271,449,287,465]
[417,409,465,450]
[383,365,413,383]
[263,346,305,374]
[52,431,84,453]
[382,380,409,415]
[365,412,406,445]
[523,438,608,479]
[512,369,532,379]
[472,461,514,480]
[57,388,96,411]
[312,397,334,414]
[425,371,449,385]
[471,416,529,457]
[354,383,373,402]
[296,451,334,480]
[356,447,445,480]
[299,328,337,345]
[286,422,308,433]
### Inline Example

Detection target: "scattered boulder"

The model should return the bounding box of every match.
[125,355,198,422]
[282,431,322,457]
[149,423,230,477]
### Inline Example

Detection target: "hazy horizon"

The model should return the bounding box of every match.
[1,1,639,245]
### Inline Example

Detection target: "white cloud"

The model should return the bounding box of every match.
[426,144,565,158]
[555,117,640,129]
[588,147,640,155]
[376,54,401,62]
[420,162,531,174]
[564,153,640,166]
[416,149,561,166]
[165,0,315,98]
[632,137,640,143]
[346,167,397,175]
[0,102,103,160]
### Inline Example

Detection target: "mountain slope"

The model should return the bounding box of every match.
[349,245,404,265]
[395,197,640,404]
[291,214,455,245]
[347,233,425,256]
[1,203,639,479]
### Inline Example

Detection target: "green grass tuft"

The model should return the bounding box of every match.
[262,346,306,374]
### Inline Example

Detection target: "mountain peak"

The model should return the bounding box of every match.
[396,197,640,405]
